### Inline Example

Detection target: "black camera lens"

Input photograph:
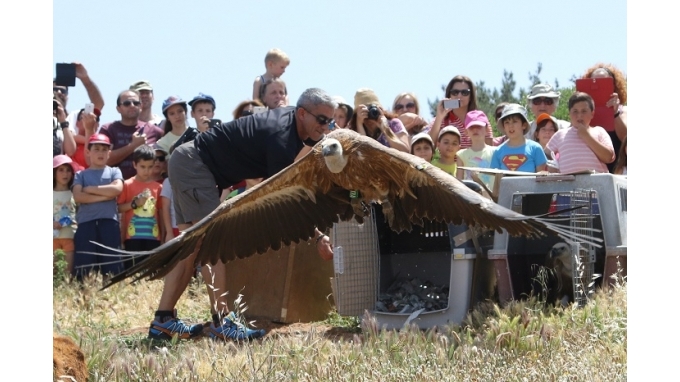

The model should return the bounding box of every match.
[366,104,380,120]
[53,100,59,111]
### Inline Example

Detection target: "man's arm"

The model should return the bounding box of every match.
[75,63,105,111]
[106,132,147,166]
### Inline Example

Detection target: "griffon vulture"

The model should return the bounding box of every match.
[100,129,599,289]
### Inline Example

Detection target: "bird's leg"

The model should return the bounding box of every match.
[380,198,395,227]
[350,190,367,218]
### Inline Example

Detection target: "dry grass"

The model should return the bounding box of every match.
[53,271,627,382]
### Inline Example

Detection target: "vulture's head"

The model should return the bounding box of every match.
[550,242,571,259]
[321,138,347,173]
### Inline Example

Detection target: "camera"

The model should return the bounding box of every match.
[366,104,381,120]
[53,99,59,111]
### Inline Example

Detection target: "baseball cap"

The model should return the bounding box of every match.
[499,104,529,125]
[535,113,557,126]
[53,154,74,169]
[411,132,434,147]
[188,93,216,109]
[152,143,169,155]
[464,110,490,129]
[438,125,462,140]
[88,133,112,146]
[162,96,187,114]
[130,80,153,92]
[527,84,560,100]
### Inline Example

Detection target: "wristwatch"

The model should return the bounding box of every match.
[59,121,70,129]
[131,198,138,209]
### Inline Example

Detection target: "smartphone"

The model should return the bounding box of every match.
[55,63,76,87]
[84,103,94,114]
[252,106,268,114]
[208,118,222,129]
[443,99,461,109]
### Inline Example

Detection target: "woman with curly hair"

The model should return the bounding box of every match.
[582,63,627,172]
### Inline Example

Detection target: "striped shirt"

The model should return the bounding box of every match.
[546,126,613,174]
[428,112,493,149]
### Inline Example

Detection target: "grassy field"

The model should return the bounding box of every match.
[53,266,627,382]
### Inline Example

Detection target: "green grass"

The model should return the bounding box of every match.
[54,271,627,381]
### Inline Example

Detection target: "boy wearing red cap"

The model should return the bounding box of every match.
[71,134,125,281]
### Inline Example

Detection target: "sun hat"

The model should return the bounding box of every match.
[527,84,560,100]
[53,154,74,169]
[333,95,354,119]
[88,133,112,146]
[130,80,153,92]
[354,88,382,109]
[438,125,462,141]
[162,96,187,114]
[499,103,529,125]
[464,110,490,129]
[188,93,216,109]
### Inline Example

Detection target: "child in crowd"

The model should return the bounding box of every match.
[152,145,168,182]
[432,126,464,178]
[117,145,163,269]
[53,155,77,274]
[252,48,290,102]
[410,132,435,162]
[169,93,217,153]
[155,96,189,155]
[72,134,124,281]
[546,92,615,174]
[491,104,547,172]
[457,110,496,189]
[332,96,353,129]
[613,136,627,175]
[160,176,177,244]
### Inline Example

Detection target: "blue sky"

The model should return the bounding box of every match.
[52,0,627,124]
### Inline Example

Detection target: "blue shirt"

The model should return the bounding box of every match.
[491,140,547,172]
[72,166,123,224]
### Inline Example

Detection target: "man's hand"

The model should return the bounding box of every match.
[55,100,67,123]
[130,131,147,148]
[74,62,89,81]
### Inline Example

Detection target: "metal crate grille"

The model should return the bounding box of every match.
[331,213,380,317]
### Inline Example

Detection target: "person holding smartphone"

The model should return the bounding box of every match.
[427,75,492,149]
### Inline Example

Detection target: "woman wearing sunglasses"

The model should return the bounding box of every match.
[348,88,410,153]
[392,92,430,137]
[232,99,265,120]
[427,75,492,149]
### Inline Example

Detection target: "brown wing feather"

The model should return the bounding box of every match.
[103,150,360,288]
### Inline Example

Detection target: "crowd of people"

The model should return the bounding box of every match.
[53,50,627,341]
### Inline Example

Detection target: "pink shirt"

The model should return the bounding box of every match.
[546,125,613,174]
[428,112,493,149]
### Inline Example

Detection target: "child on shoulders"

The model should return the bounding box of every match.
[252,48,290,102]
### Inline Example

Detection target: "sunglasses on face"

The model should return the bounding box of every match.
[120,100,141,107]
[449,89,471,97]
[155,155,166,162]
[531,97,555,106]
[53,87,68,95]
[394,102,416,112]
[302,107,334,126]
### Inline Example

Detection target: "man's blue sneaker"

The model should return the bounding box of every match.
[209,312,266,341]
[148,313,203,340]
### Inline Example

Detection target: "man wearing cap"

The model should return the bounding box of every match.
[130,80,163,126]
[146,87,336,342]
[524,84,570,140]
[99,90,163,179]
